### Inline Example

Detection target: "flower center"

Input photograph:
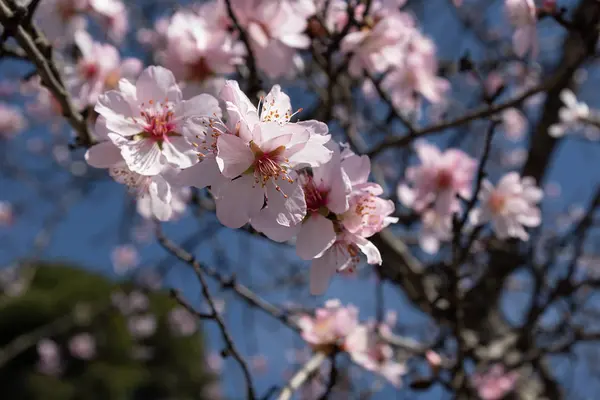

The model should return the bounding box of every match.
[249,141,293,196]
[80,62,99,80]
[186,57,213,82]
[489,192,507,214]
[137,101,178,144]
[104,70,121,89]
[301,175,328,213]
[436,169,454,189]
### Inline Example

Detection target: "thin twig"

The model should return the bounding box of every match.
[278,351,328,400]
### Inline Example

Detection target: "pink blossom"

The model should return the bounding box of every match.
[471,172,543,241]
[68,333,96,360]
[419,208,453,254]
[549,89,590,138]
[160,11,244,83]
[230,0,311,78]
[137,186,190,221]
[110,244,139,274]
[0,102,26,139]
[95,65,221,175]
[210,82,332,229]
[88,0,129,43]
[297,299,359,348]
[341,183,397,238]
[0,201,14,226]
[65,31,142,108]
[128,314,157,339]
[472,364,519,400]
[22,76,64,127]
[345,322,406,387]
[168,306,197,336]
[111,290,149,315]
[397,141,476,215]
[501,108,527,142]
[505,0,538,58]
[37,338,62,376]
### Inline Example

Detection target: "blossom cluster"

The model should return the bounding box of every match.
[398,141,543,253]
[298,299,406,387]
[85,66,397,294]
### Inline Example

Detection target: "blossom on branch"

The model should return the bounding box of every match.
[298,299,359,350]
[470,172,543,241]
[505,0,538,58]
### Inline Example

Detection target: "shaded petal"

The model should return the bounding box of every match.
[95,91,140,136]
[216,134,254,178]
[266,179,306,226]
[121,139,164,176]
[161,136,198,169]
[174,93,221,119]
[296,214,336,260]
[136,66,182,103]
[85,141,123,168]
[175,156,222,189]
[214,176,264,228]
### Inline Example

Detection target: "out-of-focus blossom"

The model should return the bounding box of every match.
[137,16,170,48]
[68,333,96,360]
[345,322,406,387]
[298,299,359,349]
[419,208,453,254]
[22,76,64,130]
[230,0,311,78]
[64,31,142,108]
[160,11,244,83]
[137,186,191,221]
[501,108,527,142]
[207,351,224,373]
[35,0,128,47]
[471,364,519,400]
[127,314,157,339]
[505,0,538,58]
[549,89,591,138]
[425,350,442,373]
[397,141,476,215]
[0,102,26,139]
[471,172,543,241]
[110,244,139,274]
[0,201,14,227]
[111,290,149,315]
[37,338,62,376]
[168,306,197,336]
[94,66,221,175]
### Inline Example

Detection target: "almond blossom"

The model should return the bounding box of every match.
[470,172,543,241]
[229,0,311,78]
[472,364,519,400]
[549,89,591,138]
[159,11,244,83]
[345,321,406,387]
[0,102,26,139]
[65,31,142,108]
[505,0,538,58]
[68,333,96,360]
[205,81,332,229]
[397,141,476,215]
[95,66,221,175]
[298,299,359,350]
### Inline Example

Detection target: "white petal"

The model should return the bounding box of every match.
[309,250,343,295]
[95,91,140,136]
[214,176,264,228]
[266,179,307,226]
[175,156,222,189]
[136,66,182,103]
[161,136,198,169]
[296,214,336,260]
[85,141,123,168]
[121,139,164,176]
[175,93,221,119]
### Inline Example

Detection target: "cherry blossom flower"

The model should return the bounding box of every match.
[230,0,311,78]
[471,364,519,400]
[505,0,538,58]
[128,314,157,339]
[419,208,453,254]
[88,0,128,43]
[110,244,139,274]
[65,31,142,108]
[111,290,149,315]
[471,172,543,241]
[549,89,591,138]
[95,66,221,175]
[68,333,96,360]
[501,108,528,142]
[0,102,26,139]
[137,186,191,221]
[345,322,406,387]
[210,81,332,229]
[160,11,244,83]
[298,299,359,349]
[397,141,476,215]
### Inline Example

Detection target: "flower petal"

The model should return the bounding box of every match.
[136,66,182,103]
[296,214,336,260]
[216,134,254,178]
[85,141,123,168]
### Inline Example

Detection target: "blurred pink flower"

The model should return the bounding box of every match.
[128,314,157,339]
[472,364,519,400]
[110,244,139,274]
[111,290,149,315]
[501,108,527,142]
[345,322,406,387]
[397,141,476,215]
[505,0,538,58]
[68,333,96,360]
[471,172,543,241]
[230,0,311,78]
[0,201,14,227]
[0,102,26,139]
[37,338,62,376]
[298,299,359,347]
[168,306,197,336]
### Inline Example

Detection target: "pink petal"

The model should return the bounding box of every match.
[121,139,164,176]
[309,250,343,295]
[161,136,198,169]
[216,134,254,178]
[136,66,182,103]
[176,156,222,189]
[296,214,336,260]
[214,176,264,228]
[85,141,122,168]
[95,91,139,136]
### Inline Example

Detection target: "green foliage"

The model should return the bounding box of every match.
[0,262,214,400]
